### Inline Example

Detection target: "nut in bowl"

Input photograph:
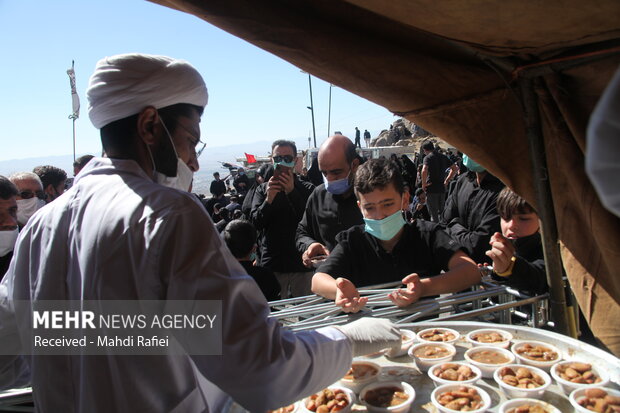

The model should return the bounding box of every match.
[464,345,516,378]
[408,342,456,372]
[431,383,491,413]
[511,341,561,371]
[569,386,620,413]
[499,398,561,413]
[493,364,551,400]
[428,362,483,387]
[386,329,415,358]
[300,386,354,413]
[268,404,299,413]
[550,361,609,395]
[416,327,460,344]
[337,360,381,394]
[359,381,415,413]
[466,328,513,349]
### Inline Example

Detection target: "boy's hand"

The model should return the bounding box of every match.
[388,273,423,307]
[485,232,516,273]
[335,278,367,313]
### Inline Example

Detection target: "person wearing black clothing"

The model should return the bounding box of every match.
[411,188,431,221]
[241,163,273,219]
[296,135,364,267]
[251,140,315,297]
[363,129,371,147]
[209,172,226,197]
[311,158,480,312]
[421,140,457,222]
[221,219,281,301]
[233,168,250,195]
[442,155,504,264]
[0,176,18,280]
[354,127,361,148]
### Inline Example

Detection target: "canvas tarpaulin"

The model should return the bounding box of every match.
[149,0,620,355]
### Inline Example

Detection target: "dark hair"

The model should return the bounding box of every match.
[354,158,404,195]
[100,103,203,154]
[222,219,256,258]
[33,165,67,189]
[73,155,95,169]
[421,140,435,152]
[271,139,297,155]
[496,187,537,220]
[0,176,18,200]
[232,210,243,220]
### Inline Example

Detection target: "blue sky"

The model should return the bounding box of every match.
[0,0,395,163]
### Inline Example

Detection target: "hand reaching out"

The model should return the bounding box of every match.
[335,278,368,313]
[388,273,423,307]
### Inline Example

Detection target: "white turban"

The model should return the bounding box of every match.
[87,53,208,129]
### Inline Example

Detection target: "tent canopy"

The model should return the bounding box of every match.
[150,0,620,354]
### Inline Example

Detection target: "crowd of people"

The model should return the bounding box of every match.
[0,52,613,411]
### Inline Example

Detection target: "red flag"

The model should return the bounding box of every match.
[245,153,256,163]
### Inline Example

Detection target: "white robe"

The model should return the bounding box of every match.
[0,158,351,412]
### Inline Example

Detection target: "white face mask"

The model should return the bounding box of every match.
[16,198,45,226]
[0,228,18,257]
[148,116,194,192]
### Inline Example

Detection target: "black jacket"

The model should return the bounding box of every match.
[295,184,364,254]
[250,176,314,272]
[442,171,504,263]
[240,260,281,301]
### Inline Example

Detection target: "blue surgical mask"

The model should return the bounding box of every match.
[363,210,406,241]
[323,168,352,195]
[462,154,486,173]
[273,161,295,169]
[249,251,257,262]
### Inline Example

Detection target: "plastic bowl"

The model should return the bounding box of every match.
[431,383,491,413]
[511,341,561,371]
[493,364,551,400]
[569,386,620,413]
[338,360,381,394]
[386,329,415,358]
[498,398,561,413]
[428,361,483,387]
[550,360,609,395]
[359,381,415,413]
[416,327,460,344]
[466,328,513,349]
[408,342,456,372]
[464,346,516,378]
[299,385,354,413]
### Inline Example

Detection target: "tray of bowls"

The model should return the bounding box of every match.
[265,320,620,413]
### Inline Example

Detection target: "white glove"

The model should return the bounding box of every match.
[334,317,401,357]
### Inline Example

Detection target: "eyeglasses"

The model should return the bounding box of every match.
[273,155,295,164]
[20,190,47,200]
[176,122,206,158]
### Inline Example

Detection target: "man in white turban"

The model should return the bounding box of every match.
[0,53,399,412]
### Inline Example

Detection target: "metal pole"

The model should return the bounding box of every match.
[518,77,573,337]
[72,118,76,162]
[327,84,332,137]
[308,74,317,147]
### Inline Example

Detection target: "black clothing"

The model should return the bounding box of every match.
[215,218,231,233]
[0,251,12,281]
[210,179,226,197]
[442,171,504,263]
[306,157,323,187]
[240,260,281,301]
[354,129,361,148]
[204,195,229,217]
[317,220,462,287]
[296,184,364,254]
[412,203,431,221]
[423,150,453,193]
[492,232,547,295]
[233,173,250,195]
[251,176,315,272]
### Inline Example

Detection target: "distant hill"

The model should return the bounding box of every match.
[0,139,312,196]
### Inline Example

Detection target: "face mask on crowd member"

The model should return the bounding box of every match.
[0,228,18,257]
[318,135,360,196]
[9,173,46,226]
[0,178,18,257]
[462,154,486,173]
[323,167,353,195]
[16,197,46,227]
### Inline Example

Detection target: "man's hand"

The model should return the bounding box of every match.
[333,317,401,357]
[278,168,295,194]
[335,278,368,313]
[302,242,330,267]
[485,232,516,273]
[388,273,423,307]
[265,177,282,204]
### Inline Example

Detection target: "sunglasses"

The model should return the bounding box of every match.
[273,155,295,164]
[20,190,47,200]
